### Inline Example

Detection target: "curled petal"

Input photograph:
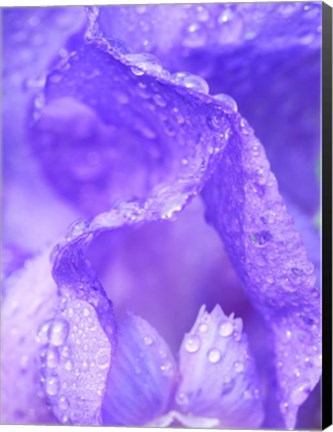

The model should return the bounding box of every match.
[101,314,177,426]
[30,39,228,215]
[174,305,264,428]
[202,117,321,428]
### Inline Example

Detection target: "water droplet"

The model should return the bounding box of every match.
[64,360,73,371]
[183,23,207,48]
[82,360,89,371]
[208,348,221,364]
[214,93,238,113]
[199,323,208,333]
[176,392,189,406]
[172,107,185,124]
[184,334,201,353]
[160,361,173,376]
[83,307,90,317]
[153,94,167,107]
[218,7,234,23]
[218,321,233,337]
[60,345,71,358]
[239,118,252,135]
[46,347,59,369]
[196,5,210,22]
[172,72,209,94]
[49,318,69,346]
[58,395,69,410]
[143,336,153,346]
[95,348,110,369]
[36,320,51,344]
[126,53,163,76]
[45,376,59,396]
[234,361,244,373]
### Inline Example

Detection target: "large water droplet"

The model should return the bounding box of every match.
[36,320,51,344]
[126,53,163,76]
[218,321,233,337]
[184,334,201,353]
[49,318,69,346]
[199,323,208,333]
[172,72,209,94]
[46,347,59,369]
[95,348,110,369]
[208,348,221,364]
[214,93,238,113]
[45,376,59,396]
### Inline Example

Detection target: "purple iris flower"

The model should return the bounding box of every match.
[1,3,322,429]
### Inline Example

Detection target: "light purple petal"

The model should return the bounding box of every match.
[101,313,177,425]
[174,304,264,428]
[1,250,57,424]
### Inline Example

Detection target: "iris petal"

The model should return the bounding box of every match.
[1,250,57,424]
[174,305,264,428]
[101,313,177,426]
[202,117,321,428]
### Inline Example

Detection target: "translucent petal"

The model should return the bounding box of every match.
[174,305,264,428]
[101,314,177,425]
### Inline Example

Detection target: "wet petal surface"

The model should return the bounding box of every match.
[175,305,264,428]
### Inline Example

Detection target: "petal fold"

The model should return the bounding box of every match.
[202,116,321,428]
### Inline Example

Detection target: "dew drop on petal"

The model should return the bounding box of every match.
[218,321,233,337]
[214,93,238,113]
[126,53,163,76]
[172,72,209,94]
[234,361,244,373]
[199,323,208,333]
[184,334,201,353]
[143,336,153,346]
[58,395,69,410]
[208,348,221,363]
[46,347,59,369]
[48,318,69,346]
[36,320,51,344]
[95,348,110,369]
[64,360,73,371]
[45,376,59,396]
